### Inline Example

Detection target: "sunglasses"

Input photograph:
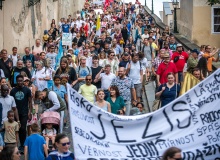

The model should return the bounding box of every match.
[86,79,92,81]
[110,55,115,56]
[173,158,182,160]
[60,142,71,146]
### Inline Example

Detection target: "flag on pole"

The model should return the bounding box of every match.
[55,39,63,70]
[104,0,110,10]
[179,72,200,95]
[96,14,101,36]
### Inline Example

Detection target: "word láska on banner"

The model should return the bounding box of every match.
[67,69,220,160]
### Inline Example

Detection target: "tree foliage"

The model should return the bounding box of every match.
[207,0,220,6]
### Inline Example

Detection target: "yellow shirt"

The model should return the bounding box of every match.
[151,42,158,50]
[78,84,97,104]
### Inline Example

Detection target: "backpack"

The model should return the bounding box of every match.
[23,54,34,63]
[50,153,75,160]
[42,88,66,112]
[9,54,19,60]
[78,66,91,76]
[128,61,142,72]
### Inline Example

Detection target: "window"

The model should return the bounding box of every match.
[28,0,40,7]
[212,7,220,33]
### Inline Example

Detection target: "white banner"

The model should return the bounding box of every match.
[67,69,220,160]
[62,33,72,46]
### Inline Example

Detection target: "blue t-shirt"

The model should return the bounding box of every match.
[157,83,181,107]
[62,24,70,33]
[74,49,79,56]
[46,151,75,160]
[24,134,46,160]
[51,85,67,102]
[127,22,131,34]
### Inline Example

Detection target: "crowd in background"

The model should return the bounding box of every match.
[0,0,219,159]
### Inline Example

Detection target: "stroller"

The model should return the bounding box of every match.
[41,111,60,151]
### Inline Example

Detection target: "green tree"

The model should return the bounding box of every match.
[207,0,220,5]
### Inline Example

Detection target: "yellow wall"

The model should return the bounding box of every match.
[178,0,220,48]
[192,4,220,48]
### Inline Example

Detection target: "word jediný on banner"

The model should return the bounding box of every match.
[67,69,220,160]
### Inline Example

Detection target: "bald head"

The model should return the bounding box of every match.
[1,84,9,97]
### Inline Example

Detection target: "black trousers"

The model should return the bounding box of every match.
[19,114,28,147]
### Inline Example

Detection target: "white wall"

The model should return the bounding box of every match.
[0,0,85,53]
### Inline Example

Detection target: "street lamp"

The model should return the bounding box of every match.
[145,0,146,7]
[172,0,179,33]
[152,0,154,14]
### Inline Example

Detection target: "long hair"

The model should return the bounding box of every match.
[197,57,208,78]
[162,147,182,160]
[58,57,70,75]
[0,145,16,160]
[110,85,120,97]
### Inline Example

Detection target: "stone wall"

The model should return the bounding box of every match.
[0,0,85,53]
[178,0,193,41]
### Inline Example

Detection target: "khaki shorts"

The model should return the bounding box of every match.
[148,61,152,71]
[134,83,143,98]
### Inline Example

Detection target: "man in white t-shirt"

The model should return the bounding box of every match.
[95,64,116,99]
[71,18,77,28]
[46,46,57,70]
[9,47,21,67]
[31,61,50,91]
[32,39,43,61]
[141,28,149,41]
[76,17,84,29]
[0,85,19,123]
[126,53,143,102]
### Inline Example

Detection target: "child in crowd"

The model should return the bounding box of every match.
[43,30,49,51]
[0,110,19,146]
[42,123,57,150]
[24,123,48,160]
[136,102,146,114]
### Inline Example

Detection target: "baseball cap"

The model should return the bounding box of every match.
[176,43,183,47]
[192,49,200,55]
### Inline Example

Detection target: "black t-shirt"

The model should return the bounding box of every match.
[91,66,102,89]
[72,37,84,47]
[0,58,12,79]
[158,38,165,49]
[52,28,59,40]
[10,67,32,87]
[10,86,31,115]
[119,60,130,68]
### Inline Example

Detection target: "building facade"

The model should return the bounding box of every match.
[178,0,220,48]
[0,0,85,53]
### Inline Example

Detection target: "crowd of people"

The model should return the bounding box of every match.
[0,0,219,159]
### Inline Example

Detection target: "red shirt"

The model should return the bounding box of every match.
[157,62,178,84]
[171,51,189,72]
